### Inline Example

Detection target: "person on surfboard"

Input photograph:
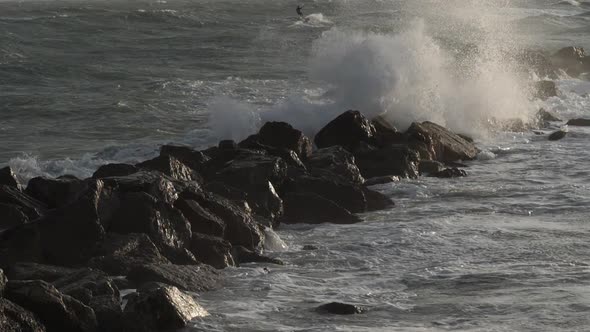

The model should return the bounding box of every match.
[296,5,304,19]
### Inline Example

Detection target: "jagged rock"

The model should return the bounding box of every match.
[419,160,445,175]
[316,302,365,315]
[433,168,467,178]
[238,136,307,169]
[124,285,208,332]
[174,198,225,237]
[159,145,210,172]
[531,80,557,100]
[189,233,235,269]
[256,121,313,159]
[25,176,89,209]
[0,298,46,332]
[405,121,478,162]
[536,108,561,123]
[0,167,21,189]
[364,176,399,186]
[0,203,29,230]
[371,115,403,147]
[5,263,81,283]
[203,182,248,203]
[92,163,139,179]
[5,280,98,332]
[354,144,420,179]
[552,46,589,76]
[99,170,180,205]
[52,269,119,305]
[126,263,221,293]
[181,189,263,250]
[548,129,567,141]
[231,246,283,266]
[566,118,590,126]
[363,188,394,211]
[307,146,365,185]
[287,173,367,213]
[214,154,288,189]
[136,155,201,183]
[107,191,193,265]
[0,185,46,220]
[281,192,361,224]
[315,110,376,151]
[88,295,124,332]
[88,233,170,275]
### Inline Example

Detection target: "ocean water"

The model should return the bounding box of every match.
[1,0,590,331]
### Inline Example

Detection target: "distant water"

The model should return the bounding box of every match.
[2,0,590,331]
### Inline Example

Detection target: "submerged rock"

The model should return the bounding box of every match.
[0,298,46,332]
[548,129,567,141]
[231,245,283,266]
[363,176,399,186]
[126,263,221,292]
[315,110,376,151]
[433,168,467,178]
[362,188,394,211]
[316,302,365,315]
[566,118,590,126]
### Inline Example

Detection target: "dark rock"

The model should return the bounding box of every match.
[231,246,283,266]
[126,263,220,292]
[257,121,313,160]
[0,185,46,220]
[189,233,234,269]
[531,80,557,100]
[516,49,557,79]
[0,167,21,189]
[316,302,364,315]
[419,160,445,175]
[136,155,201,183]
[5,263,81,283]
[405,121,478,162]
[354,144,419,179]
[281,192,361,224]
[566,118,590,126]
[5,280,98,332]
[457,134,474,143]
[0,203,29,230]
[88,295,124,332]
[159,145,210,172]
[99,170,180,205]
[52,269,119,305]
[0,269,6,296]
[287,173,367,213]
[315,110,376,151]
[307,146,365,185]
[433,168,467,178]
[364,176,399,186]
[219,140,237,150]
[548,129,567,141]
[552,46,588,76]
[25,176,89,209]
[174,199,225,237]
[204,181,249,203]
[124,285,208,332]
[88,233,170,275]
[362,188,394,211]
[92,164,139,179]
[536,108,561,123]
[0,298,46,332]
[302,245,318,250]
[238,136,307,169]
[371,115,403,147]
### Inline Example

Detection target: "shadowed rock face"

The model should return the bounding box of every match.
[0,203,29,230]
[0,185,46,221]
[136,155,201,183]
[315,110,376,151]
[405,121,478,162]
[0,167,21,189]
[92,164,139,179]
[256,121,313,160]
[316,302,365,315]
[189,233,234,269]
[307,146,365,185]
[548,129,567,141]
[0,298,46,332]
[354,144,420,179]
[281,192,361,225]
[126,263,221,293]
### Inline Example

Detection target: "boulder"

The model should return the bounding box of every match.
[405,121,478,162]
[536,108,561,123]
[136,155,201,183]
[516,49,557,79]
[159,145,210,172]
[0,298,46,332]
[123,285,208,332]
[371,115,403,147]
[204,181,249,203]
[316,302,365,315]
[354,144,419,179]
[88,233,170,275]
[238,136,307,170]
[189,233,235,269]
[25,176,89,209]
[126,263,221,293]
[287,173,367,213]
[363,188,394,211]
[315,111,376,151]
[0,167,21,189]
[5,280,98,332]
[419,160,445,175]
[433,168,467,178]
[231,246,283,266]
[174,199,225,237]
[0,203,29,230]
[566,118,590,126]
[52,269,119,305]
[307,146,365,185]
[88,295,124,332]
[214,154,288,189]
[92,163,138,179]
[4,263,82,283]
[256,121,313,160]
[531,80,557,100]
[364,176,399,186]
[99,170,180,205]
[0,185,46,220]
[548,129,567,141]
[552,46,588,76]
[281,192,361,224]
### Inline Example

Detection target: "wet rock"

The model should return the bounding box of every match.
[123,285,208,332]
[552,46,589,76]
[0,167,21,189]
[100,170,180,205]
[5,280,98,332]
[371,115,403,147]
[231,246,283,266]
[405,121,478,162]
[364,176,399,186]
[239,136,307,169]
[0,268,6,296]
[219,139,237,150]
[419,160,445,175]
[174,198,225,237]
[536,108,561,123]
[287,173,367,213]
[307,146,365,185]
[433,168,467,178]
[52,269,119,305]
[5,263,81,283]
[189,233,234,269]
[516,49,557,79]
[548,129,567,141]
[315,110,376,151]
[92,163,139,179]
[25,176,89,209]
[88,233,170,275]
[204,181,249,203]
[281,192,361,224]
[316,302,365,315]
[531,80,557,100]
[126,263,221,293]
[0,185,46,220]
[0,203,29,230]
[566,118,590,126]
[354,144,420,179]
[159,145,210,173]
[256,121,313,160]
[0,298,46,332]
[88,295,124,332]
[136,155,201,183]
[302,245,319,250]
[362,188,394,211]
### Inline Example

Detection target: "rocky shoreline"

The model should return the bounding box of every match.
[0,45,588,331]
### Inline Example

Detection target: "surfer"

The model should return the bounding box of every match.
[296,5,304,18]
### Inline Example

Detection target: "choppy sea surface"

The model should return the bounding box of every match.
[1,0,590,331]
